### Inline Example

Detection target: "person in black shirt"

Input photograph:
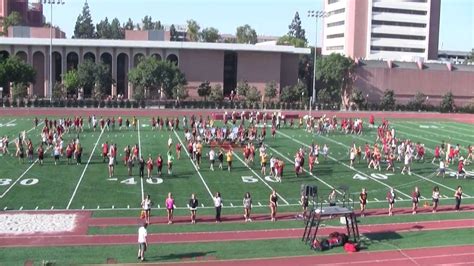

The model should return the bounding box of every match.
[269,190,278,222]
[189,193,199,224]
[139,156,145,179]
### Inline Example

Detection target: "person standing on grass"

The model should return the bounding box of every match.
[156,154,163,176]
[386,187,396,216]
[37,144,44,166]
[209,148,216,171]
[137,223,148,262]
[213,192,223,223]
[217,148,224,170]
[300,194,309,220]
[108,152,115,179]
[457,157,466,179]
[139,156,145,179]
[432,186,440,213]
[269,189,278,222]
[165,192,176,224]
[437,159,446,178]
[167,150,174,175]
[328,189,337,207]
[175,142,182,160]
[141,194,152,224]
[260,151,268,176]
[454,186,463,211]
[189,193,198,224]
[146,155,153,179]
[226,149,233,172]
[412,186,421,215]
[243,192,252,222]
[359,188,368,217]
[127,156,134,177]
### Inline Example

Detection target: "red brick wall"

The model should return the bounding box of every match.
[237,51,281,92]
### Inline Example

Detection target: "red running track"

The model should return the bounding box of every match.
[0,219,472,248]
[155,245,474,266]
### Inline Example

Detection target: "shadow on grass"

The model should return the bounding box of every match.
[151,251,217,261]
[360,231,404,250]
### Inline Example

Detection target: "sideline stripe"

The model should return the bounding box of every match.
[66,127,105,209]
[138,120,144,201]
[277,130,411,199]
[233,151,289,205]
[173,130,214,199]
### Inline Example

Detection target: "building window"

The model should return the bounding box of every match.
[372,20,426,28]
[326,45,344,51]
[327,8,345,16]
[328,0,340,4]
[327,33,344,39]
[371,46,425,53]
[371,33,426,40]
[372,7,427,16]
[327,21,344,27]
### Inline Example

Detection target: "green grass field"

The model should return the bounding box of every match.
[0,116,473,214]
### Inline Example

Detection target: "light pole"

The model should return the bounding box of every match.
[44,0,65,101]
[307,10,326,107]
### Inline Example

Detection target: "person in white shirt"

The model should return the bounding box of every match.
[270,156,276,177]
[137,223,148,262]
[401,152,411,175]
[209,148,216,171]
[213,192,223,222]
[437,160,446,178]
[168,135,173,149]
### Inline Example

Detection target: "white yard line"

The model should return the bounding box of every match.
[0,160,37,198]
[233,151,289,205]
[265,143,342,195]
[138,120,144,201]
[173,130,214,199]
[392,122,470,145]
[66,127,105,209]
[277,130,412,199]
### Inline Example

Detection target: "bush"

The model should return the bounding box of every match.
[126,100,131,108]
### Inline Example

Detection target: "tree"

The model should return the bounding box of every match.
[93,62,113,99]
[124,18,134,30]
[288,12,307,43]
[186,19,200,42]
[440,91,455,112]
[142,15,154,30]
[173,84,189,101]
[246,86,261,104]
[236,24,257,44]
[350,89,367,110]
[197,81,211,101]
[209,84,224,102]
[96,17,112,39]
[0,56,36,97]
[380,90,396,110]
[264,81,278,102]
[74,1,95,39]
[110,18,124,39]
[128,56,187,99]
[316,53,355,109]
[169,24,178,41]
[62,69,80,97]
[236,80,251,98]
[280,81,307,103]
[1,11,22,36]
[77,60,97,97]
[408,91,426,111]
[200,27,220,43]
[466,50,474,64]
[52,82,65,100]
[277,35,306,48]
[11,82,28,99]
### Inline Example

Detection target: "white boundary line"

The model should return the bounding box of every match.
[265,143,342,195]
[232,151,290,205]
[277,130,412,199]
[138,120,144,201]
[66,127,105,209]
[173,129,214,199]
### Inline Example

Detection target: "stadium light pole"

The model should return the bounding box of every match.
[44,0,65,101]
[307,10,327,107]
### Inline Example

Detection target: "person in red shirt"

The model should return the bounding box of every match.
[175,143,181,160]
[156,154,163,176]
[369,115,374,128]
[118,117,123,130]
[37,144,44,166]
[132,144,139,161]
[457,157,466,179]
[146,156,154,179]
[102,142,109,163]
[411,186,421,215]
[432,145,440,163]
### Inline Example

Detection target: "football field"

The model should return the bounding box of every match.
[0,115,473,213]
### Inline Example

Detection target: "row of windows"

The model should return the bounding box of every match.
[372,7,427,16]
[328,0,340,4]
[372,20,426,28]
[327,20,344,27]
[327,33,344,39]
[371,46,425,53]
[371,33,426,40]
[327,8,345,16]
[326,45,344,51]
